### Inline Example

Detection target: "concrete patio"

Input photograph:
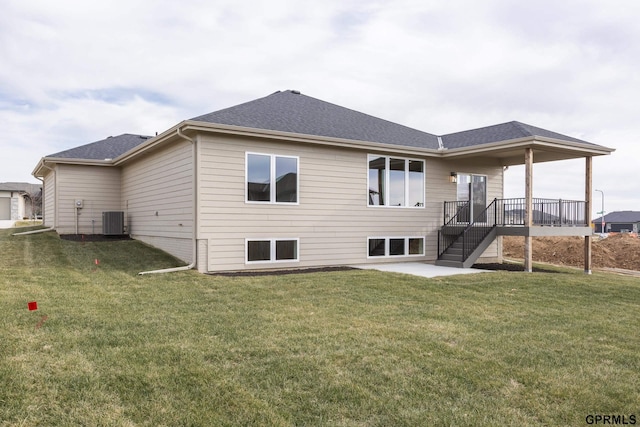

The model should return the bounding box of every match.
[351,262,492,278]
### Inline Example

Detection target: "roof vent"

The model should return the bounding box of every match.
[290,90,301,95]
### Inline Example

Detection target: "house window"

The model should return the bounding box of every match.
[246,153,298,203]
[368,238,386,257]
[368,155,424,207]
[367,237,425,257]
[246,238,299,263]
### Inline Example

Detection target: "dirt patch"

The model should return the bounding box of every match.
[471,262,564,273]
[502,234,640,271]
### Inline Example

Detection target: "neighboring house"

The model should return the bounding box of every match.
[592,211,640,233]
[503,208,560,225]
[32,90,614,272]
[0,182,42,227]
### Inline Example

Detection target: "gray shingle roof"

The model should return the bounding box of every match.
[47,134,152,160]
[43,91,606,163]
[440,121,592,149]
[191,90,441,149]
[0,182,41,193]
[592,211,640,224]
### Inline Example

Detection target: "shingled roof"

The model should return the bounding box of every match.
[191,90,441,149]
[592,211,640,224]
[41,91,608,164]
[47,134,152,160]
[440,121,593,149]
[0,182,41,194]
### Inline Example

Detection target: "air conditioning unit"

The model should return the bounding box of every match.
[102,211,125,235]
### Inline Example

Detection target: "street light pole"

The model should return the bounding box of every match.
[595,189,605,233]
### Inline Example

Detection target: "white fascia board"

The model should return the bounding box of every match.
[32,157,113,177]
[441,136,614,159]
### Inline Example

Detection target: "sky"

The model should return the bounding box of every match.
[1,0,638,219]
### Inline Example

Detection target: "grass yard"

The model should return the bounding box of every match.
[1,228,639,426]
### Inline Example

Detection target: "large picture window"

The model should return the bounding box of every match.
[247,153,299,203]
[246,238,299,263]
[368,155,424,207]
[367,237,425,258]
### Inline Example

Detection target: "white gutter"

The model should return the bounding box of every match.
[33,176,44,222]
[138,126,198,275]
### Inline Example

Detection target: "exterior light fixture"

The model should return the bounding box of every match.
[449,172,457,183]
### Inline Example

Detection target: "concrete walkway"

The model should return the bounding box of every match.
[351,262,491,278]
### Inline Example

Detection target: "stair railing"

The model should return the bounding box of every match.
[438,201,469,258]
[461,198,498,260]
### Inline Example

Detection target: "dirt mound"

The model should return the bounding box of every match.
[502,234,640,271]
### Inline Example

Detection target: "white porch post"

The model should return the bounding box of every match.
[524,147,533,273]
[585,156,593,274]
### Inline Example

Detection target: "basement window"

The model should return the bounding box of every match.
[246,238,299,263]
[367,237,425,258]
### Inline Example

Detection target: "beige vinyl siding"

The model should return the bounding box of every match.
[121,140,193,262]
[43,169,56,228]
[198,134,503,272]
[55,165,121,234]
[197,239,208,273]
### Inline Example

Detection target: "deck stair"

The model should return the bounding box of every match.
[436,226,497,268]
[436,199,498,268]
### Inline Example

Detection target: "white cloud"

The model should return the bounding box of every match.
[0,0,637,218]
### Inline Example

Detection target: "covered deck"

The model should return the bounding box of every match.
[437,124,615,272]
[437,197,593,269]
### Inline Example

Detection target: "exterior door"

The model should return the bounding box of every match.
[457,174,486,222]
[0,198,10,220]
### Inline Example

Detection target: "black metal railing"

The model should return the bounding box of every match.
[438,199,499,260]
[497,198,587,226]
[443,198,587,227]
[462,199,497,260]
[438,200,469,257]
[438,198,588,261]
[443,200,470,225]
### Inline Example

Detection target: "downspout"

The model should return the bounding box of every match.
[12,227,55,236]
[139,126,198,275]
[34,176,44,221]
[37,161,55,227]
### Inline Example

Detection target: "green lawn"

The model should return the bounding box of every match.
[1,228,639,426]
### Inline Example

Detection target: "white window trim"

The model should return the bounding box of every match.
[245,152,300,205]
[366,236,425,258]
[367,155,425,208]
[245,238,300,264]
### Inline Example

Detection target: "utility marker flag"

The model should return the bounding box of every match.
[28,301,38,311]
